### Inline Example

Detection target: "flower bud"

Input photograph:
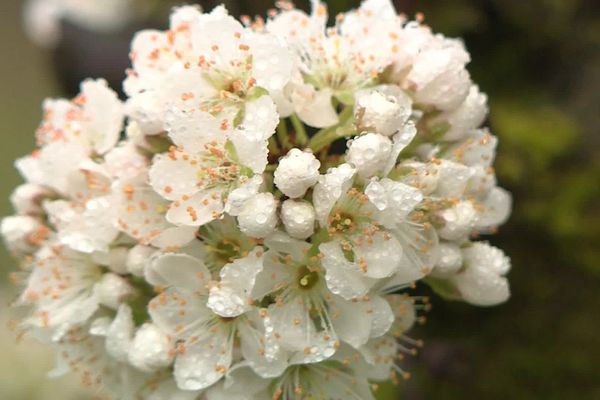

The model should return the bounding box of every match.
[452,242,510,306]
[128,323,174,372]
[432,85,488,142]
[355,86,412,136]
[92,247,129,274]
[95,273,133,310]
[406,40,471,111]
[1,216,47,255]
[281,199,316,239]
[432,242,463,276]
[346,133,392,178]
[238,193,278,238]
[126,244,156,277]
[10,184,51,216]
[437,200,477,241]
[274,148,321,198]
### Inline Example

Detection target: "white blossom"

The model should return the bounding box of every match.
[4,1,513,398]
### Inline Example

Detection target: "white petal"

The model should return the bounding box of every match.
[148,288,212,336]
[319,241,373,300]
[146,253,211,293]
[105,304,134,362]
[224,175,263,216]
[57,196,119,253]
[435,160,473,198]
[80,78,124,154]
[103,141,148,179]
[407,41,471,111]
[353,231,403,279]
[166,188,224,227]
[238,323,288,378]
[296,87,339,128]
[365,178,422,228]
[17,142,89,195]
[263,231,310,261]
[208,247,264,317]
[144,377,201,400]
[329,296,372,349]
[230,96,279,173]
[167,107,226,152]
[385,224,437,286]
[205,365,271,400]
[174,330,233,390]
[150,225,197,250]
[149,153,200,201]
[359,336,398,380]
[369,296,394,338]
[388,294,418,333]
[451,129,498,168]
[475,187,512,230]
[312,163,356,226]
[228,131,269,175]
[268,301,315,353]
[249,33,294,94]
[113,174,173,245]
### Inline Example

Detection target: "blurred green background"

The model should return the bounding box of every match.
[0,0,599,399]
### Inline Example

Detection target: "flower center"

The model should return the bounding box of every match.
[214,238,241,266]
[328,211,357,236]
[297,265,319,290]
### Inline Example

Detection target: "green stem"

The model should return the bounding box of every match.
[290,114,308,146]
[276,119,291,149]
[264,164,277,172]
[310,228,331,247]
[307,107,355,153]
[268,136,280,155]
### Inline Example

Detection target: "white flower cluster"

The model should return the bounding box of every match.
[3,1,512,399]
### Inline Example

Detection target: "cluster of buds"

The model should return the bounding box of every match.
[3,1,511,399]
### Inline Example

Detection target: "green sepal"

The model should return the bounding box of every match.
[334,90,355,106]
[424,276,462,301]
